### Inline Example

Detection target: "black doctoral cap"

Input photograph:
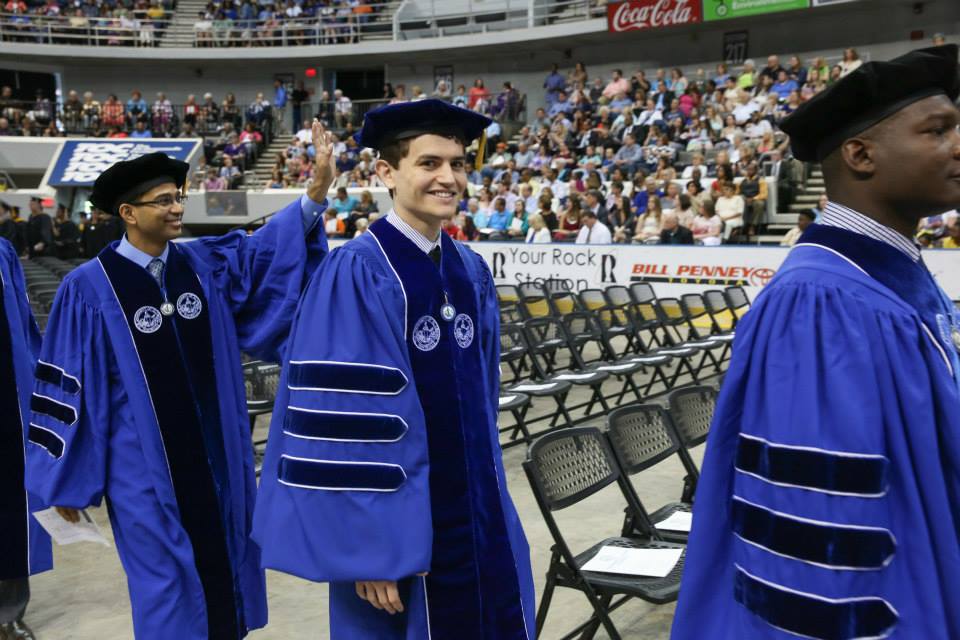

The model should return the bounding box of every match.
[780,45,960,162]
[355,99,492,155]
[89,152,189,215]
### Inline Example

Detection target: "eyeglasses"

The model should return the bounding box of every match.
[127,193,189,209]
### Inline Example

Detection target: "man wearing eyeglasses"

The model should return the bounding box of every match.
[24,120,334,639]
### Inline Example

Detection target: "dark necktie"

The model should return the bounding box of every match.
[147,258,164,286]
[429,246,441,267]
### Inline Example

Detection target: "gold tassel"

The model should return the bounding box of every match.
[475,130,487,171]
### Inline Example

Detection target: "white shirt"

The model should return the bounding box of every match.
[819,201,920,262]
[525,227,552,243]
[575,221,612,244]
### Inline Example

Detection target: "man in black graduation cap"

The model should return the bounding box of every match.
[673,45,960,639]
[253,99,536,639]
[26,122,334,639]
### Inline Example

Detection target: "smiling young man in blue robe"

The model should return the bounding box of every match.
[0,237,50,640]
[253,99,536,639]
[672,45,960,639]
[25,121,334,639]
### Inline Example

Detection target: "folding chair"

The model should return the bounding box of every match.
[578,288,636,358]
[667,385,718,503]
[245,361,280,477]
[679,293,735,367]
[495,284,525,324]
[723,285,751,321]
[517,282,552,319]
[497,391,532,448]
[607,404,698,543]
[655,297,724,379]
[702,289,739,333]
[520,316,612,422]
[499,323,531,385]
[524,426,684,640]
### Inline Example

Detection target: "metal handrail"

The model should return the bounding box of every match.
[0,0,603,47]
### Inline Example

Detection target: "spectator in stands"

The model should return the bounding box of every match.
[204,167,227,191]
[759,54,785,84]
[780,209,815,246]
[839,47,863,77]
[331,186,357,216]
[80,90,100,131]
[246,92,271,128]
[468,79,489,110]
[323,207,345,238]
[659,210,693,245]
[613,133,642,175]
[737,59,757,89]
[0,117,13,136]
[219,155,241,188]
[786,55,808,85]
[660,181,681,210]
[691,200,723,246]
[576,207,611,244]
[505,201,528,240]
[582,189,608,227]
[738,161,768,236]
[634,195,663,243]
[810,192,828,221]
[523,213,550,243]
[543,63,565,107]
[130,120,152,138]
[772,69,799,101]
[333,89,352,128]
[602,69,631,101]
[715,181,745,242]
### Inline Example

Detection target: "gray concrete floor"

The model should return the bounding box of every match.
[25,347,714,640]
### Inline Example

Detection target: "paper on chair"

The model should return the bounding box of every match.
[511,383,556,392]
[580,545,682,577]
[656,511,693,532]
[498,395,517,406]
[33,508,110,547]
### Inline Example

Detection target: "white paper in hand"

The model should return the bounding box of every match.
[656,511,693,532]
[33,508,110,547]
[580,545,682,578]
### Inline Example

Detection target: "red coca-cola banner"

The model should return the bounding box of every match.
[607,0,702,33]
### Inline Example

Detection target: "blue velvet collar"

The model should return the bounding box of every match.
[798,224,960,381]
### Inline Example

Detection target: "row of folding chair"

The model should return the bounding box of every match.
[524,385,717,640]
[494,283,742,446]
[242,360,281,477]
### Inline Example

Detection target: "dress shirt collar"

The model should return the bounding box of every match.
[386,210,441,255]
[116,234,169,269]
[819,201,920,262]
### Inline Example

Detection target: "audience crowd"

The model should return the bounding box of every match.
[0,0,174,46]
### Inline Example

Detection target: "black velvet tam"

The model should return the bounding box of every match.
[89,151,189,214]
[355,98,492,151]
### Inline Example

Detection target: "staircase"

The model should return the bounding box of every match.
[249,138,290,186]
[756,165,825,245]
[787,166,826,216]
[160,0,209,47]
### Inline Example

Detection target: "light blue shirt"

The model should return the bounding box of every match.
[117,234,169,270]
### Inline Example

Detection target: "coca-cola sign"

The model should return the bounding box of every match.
[607,0,702,33]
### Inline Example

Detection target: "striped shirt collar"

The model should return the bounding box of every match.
[386,210,441,255]
[819,201,921,262]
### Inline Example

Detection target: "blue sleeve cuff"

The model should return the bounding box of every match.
[301,193,328,232]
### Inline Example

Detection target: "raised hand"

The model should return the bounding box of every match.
[307,118,336,204]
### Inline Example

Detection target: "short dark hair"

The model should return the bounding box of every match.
[800,210,816,221]
[378,133,467,169]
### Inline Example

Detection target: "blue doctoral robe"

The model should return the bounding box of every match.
[672,224,960,640]
[25,200,328,639]
[0,238,51,581]
[253,217,536,639]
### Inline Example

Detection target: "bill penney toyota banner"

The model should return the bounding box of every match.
[607,0,702,32]
[702,0,810,21]
[46,139,200,187]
